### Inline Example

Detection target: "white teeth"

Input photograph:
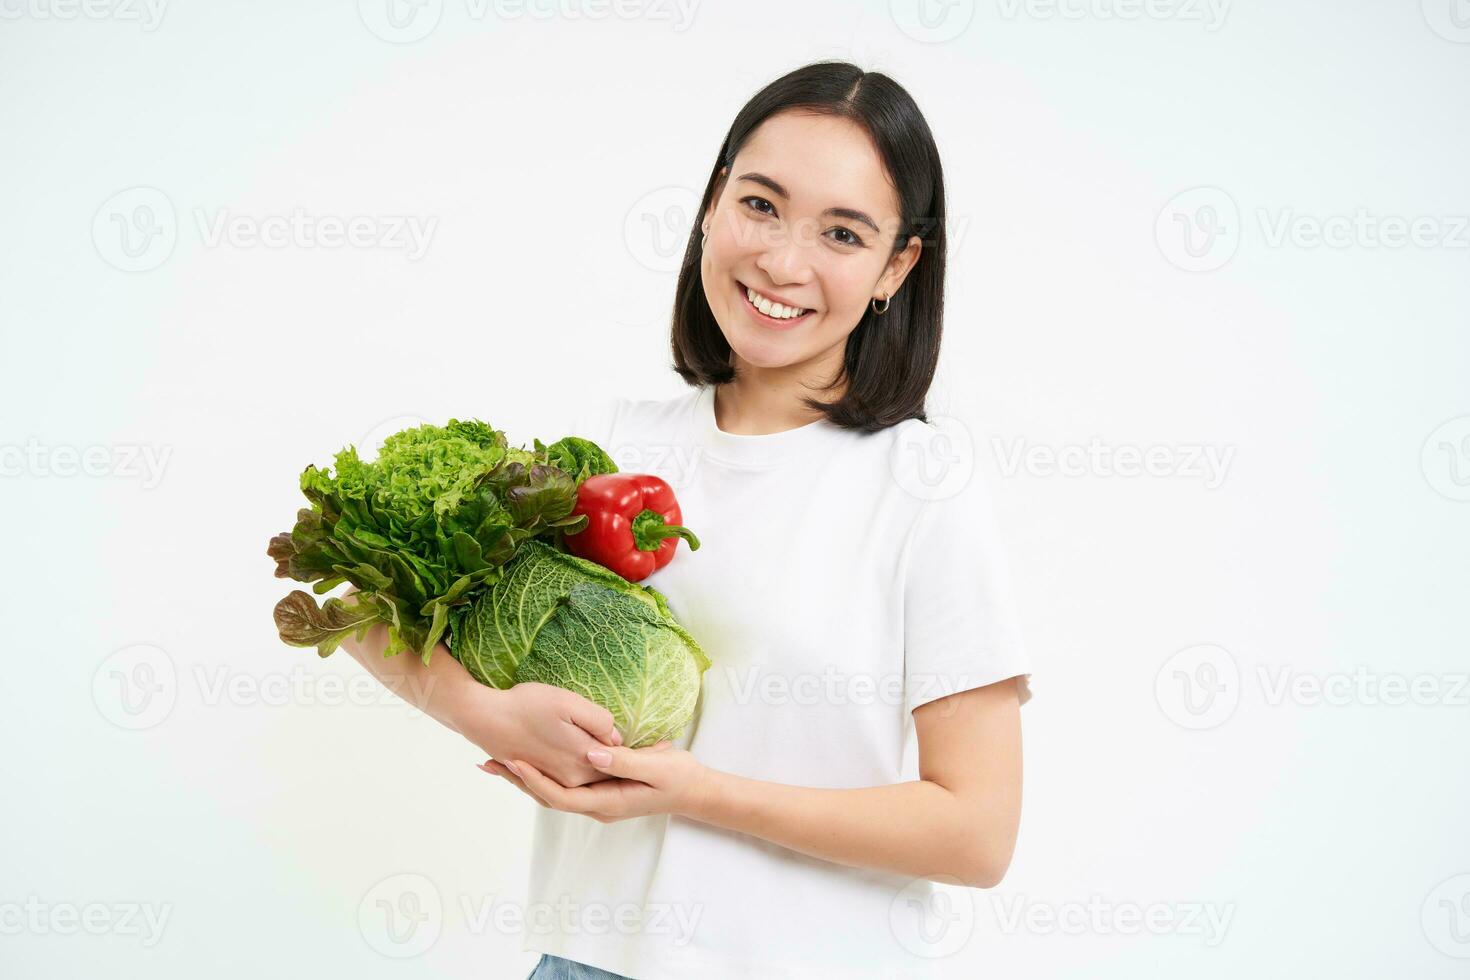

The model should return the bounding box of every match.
[745,285,807,319]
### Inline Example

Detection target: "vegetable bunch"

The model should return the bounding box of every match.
[267,419,617,663]
[266,417,710,747]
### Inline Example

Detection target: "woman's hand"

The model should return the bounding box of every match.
[455,682,625,789]
[477,741,711,822]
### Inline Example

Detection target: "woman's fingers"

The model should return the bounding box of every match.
[565,696,623,747]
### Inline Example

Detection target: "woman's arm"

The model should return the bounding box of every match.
[337,597,625,788]
[688,677,1024,889]
[494,675,1025,888]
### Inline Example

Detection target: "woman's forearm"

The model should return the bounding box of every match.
[683,773,1001,889]
[337,617,481,735]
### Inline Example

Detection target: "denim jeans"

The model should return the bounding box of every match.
[527,952,635,980]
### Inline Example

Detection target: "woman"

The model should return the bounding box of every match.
[347,61,1033,979]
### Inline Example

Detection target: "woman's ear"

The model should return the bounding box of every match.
[704,166,730,233]
[878,234,924,299]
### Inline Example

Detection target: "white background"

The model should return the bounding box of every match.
[2,0,1468,976]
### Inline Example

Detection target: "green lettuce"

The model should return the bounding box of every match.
[268,420,607,662]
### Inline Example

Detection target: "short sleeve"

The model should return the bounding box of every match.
[901,465,1033,715]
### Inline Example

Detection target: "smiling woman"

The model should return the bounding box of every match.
[470,60,1034,980]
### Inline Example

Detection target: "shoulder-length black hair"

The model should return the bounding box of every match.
[671,61,947,432]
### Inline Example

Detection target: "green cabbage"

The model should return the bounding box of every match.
[449,540,710,747]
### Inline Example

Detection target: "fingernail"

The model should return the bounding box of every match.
[610,729,623,746]
[476,762,496,774]
[504,761,521,777]
[587,749,612,767]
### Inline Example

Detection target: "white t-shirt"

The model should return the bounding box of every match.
[520,384,1033,979]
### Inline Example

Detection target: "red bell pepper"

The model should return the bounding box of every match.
[563,473,700,581]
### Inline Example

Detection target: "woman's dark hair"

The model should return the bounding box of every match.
[671,61,947,432]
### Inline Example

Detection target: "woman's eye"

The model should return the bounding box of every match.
[741,196,776,217]
[829,227,864,247]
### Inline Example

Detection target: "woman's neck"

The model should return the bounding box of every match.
[715,360,845,436]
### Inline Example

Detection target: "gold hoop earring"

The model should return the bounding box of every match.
[871,293,890,315]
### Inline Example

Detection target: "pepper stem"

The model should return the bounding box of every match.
[630,509,701,552]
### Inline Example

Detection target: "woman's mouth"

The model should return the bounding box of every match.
[736,280,815,330]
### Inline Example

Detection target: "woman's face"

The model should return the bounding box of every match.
[699,110,921,377]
